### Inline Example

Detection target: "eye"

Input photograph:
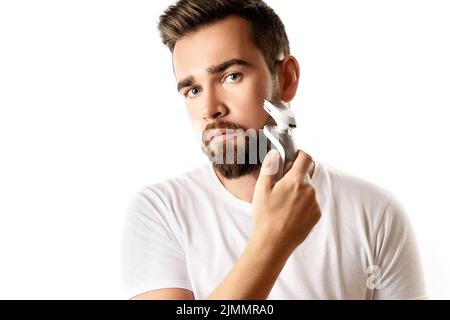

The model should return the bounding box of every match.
[223,72,242,83]
[185,87,201,98]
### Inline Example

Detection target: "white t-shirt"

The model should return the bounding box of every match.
[121,160,426,299]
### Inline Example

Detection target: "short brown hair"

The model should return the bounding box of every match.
[158,0,290,76]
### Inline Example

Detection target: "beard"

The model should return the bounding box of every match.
[202,119,276,179]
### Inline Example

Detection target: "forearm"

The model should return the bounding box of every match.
[206,237,291,300]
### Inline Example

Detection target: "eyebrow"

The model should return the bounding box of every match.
[176,58,253,92]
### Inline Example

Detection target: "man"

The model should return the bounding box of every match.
[121,0,426,299]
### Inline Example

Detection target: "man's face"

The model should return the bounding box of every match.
[172,15,276,178]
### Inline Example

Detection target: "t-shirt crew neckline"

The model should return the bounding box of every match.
[207,160,321,212]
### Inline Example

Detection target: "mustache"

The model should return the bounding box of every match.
[202,121,250,147]
[203,120,248,132]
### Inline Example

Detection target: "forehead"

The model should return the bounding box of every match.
[172,15,264,80]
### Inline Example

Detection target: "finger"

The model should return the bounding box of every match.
[283,159,295,175]
[255,149,281,192]
[285,150,313,180]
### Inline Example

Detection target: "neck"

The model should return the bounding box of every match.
[213,161,316,204]
[213,167,260,204]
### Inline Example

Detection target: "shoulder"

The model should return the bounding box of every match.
[125,164,211,221]
[317,161,393,201]
[314,161,399,225]
[123,165,212,242]
[136,164,210,202]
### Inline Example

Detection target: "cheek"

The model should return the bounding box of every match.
[186,109,204,140]
[187,108,201,129]
[185,98,202,121]
[228,76,270,125]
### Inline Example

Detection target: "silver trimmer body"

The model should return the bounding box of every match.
[263,100,297,181]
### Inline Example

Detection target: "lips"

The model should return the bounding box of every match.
[206,129,228,142]
[205,129,237,144]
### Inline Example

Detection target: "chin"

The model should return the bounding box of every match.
[205,140,263,179]
[213,162,261,180]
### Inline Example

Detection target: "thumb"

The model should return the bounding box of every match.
[256,149,281,192]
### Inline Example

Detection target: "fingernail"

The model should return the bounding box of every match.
[264,150,279,167]
[268,149,279,161]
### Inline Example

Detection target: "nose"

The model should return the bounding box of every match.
[201,87,228,121]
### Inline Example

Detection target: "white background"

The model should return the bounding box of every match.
[0,0,449,299]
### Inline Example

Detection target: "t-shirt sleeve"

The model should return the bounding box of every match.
[121,189,192,299]
[372,195,427,300]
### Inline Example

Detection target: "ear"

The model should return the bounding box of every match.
[277,55,300,103]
